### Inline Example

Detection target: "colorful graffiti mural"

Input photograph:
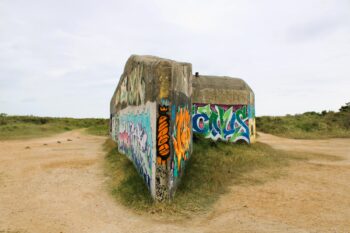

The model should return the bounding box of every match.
[172,106,191,178]
[157,105,170,165]
[192,104,250,143]
[118,110,153,189]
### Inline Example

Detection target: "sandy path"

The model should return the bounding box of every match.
[1,130,349,232]
[0,130,200,233]
[196,133,350,233]
[258,132,350,160]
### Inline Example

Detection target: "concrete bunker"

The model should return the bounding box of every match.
[110,55,192,201]
[110,55,256,200]
[192,75,256,143]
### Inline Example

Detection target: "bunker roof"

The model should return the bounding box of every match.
[192,75,254,105]
[126,54,191,67]
[192,75,252,92]
[110,54,192,114]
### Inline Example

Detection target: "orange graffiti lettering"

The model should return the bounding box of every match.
[157,105,170,165]
[172,107,191,170]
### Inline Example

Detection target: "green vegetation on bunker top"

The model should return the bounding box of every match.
[0,114,109,140]
[256,103,350,139]
[103,134,325,218]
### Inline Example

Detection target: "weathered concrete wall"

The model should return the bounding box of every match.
[192,75,256,143]
[110,55,192,201]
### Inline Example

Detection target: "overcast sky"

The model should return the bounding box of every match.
[1,0,349,118]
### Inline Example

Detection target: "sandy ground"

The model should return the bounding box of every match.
[0,130,349,233]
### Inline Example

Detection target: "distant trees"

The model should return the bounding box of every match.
[339,102,350,112]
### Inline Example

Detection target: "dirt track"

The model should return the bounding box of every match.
[0,131,349,233]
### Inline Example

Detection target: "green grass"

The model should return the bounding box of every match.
[103,135,328,218]
[256,104,350,139]
[0,114,109,140]
[85,122,110,136]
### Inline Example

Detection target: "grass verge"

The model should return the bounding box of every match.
[103,135,330,219]
[256,105,350,139]
[0,115,109,140]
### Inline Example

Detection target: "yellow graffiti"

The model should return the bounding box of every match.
[159,76,169,99]
[172,107,191,170]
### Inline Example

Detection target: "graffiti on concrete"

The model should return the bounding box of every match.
[192,103,250,143]
[110,114,119,141]
[247,104,256,139]
[172,105,191,178]
[248,104,255,119]
[159,75,170,99]
[118,110,153,189]
[127,64,146,105]
[114,64,145,106]
[120,78,127,105]
[157,105,170,165]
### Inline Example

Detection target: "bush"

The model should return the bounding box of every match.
[256,103,350,139]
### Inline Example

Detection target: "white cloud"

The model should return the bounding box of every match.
[0,0,349,117]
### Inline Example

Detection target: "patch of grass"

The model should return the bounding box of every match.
[257,106,350,139]
[0,115,109,140]
[103,140,154,208]
[85,122,109,136]
[103,135,318,218]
